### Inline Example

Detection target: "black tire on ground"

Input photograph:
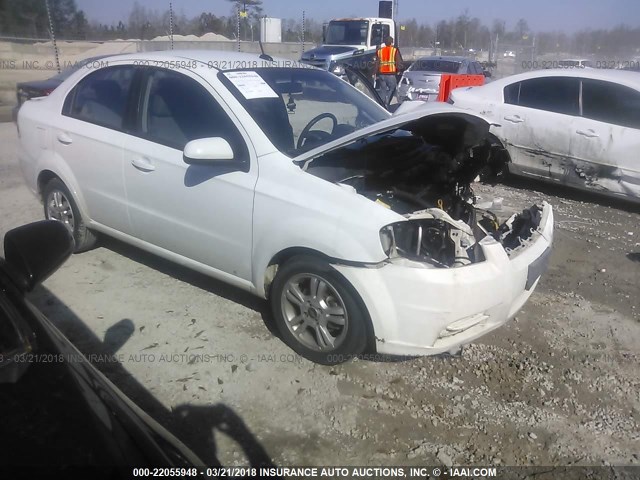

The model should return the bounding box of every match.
[270,255,370,365]
[42,178,97,253]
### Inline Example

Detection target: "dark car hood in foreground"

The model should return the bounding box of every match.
[0,265,203,470]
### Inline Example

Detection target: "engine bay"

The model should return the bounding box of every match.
[304,112,543,268]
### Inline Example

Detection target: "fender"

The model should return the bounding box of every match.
[250,154,402,297]
[18,100,92,221]
[34,148,92,223]
[251,215,387,297]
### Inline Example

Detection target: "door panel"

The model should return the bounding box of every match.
[496,104,574,181]
[56,65,136,233]
[568,79,640,198]
[497,77,579,181]
[122,68,256,280]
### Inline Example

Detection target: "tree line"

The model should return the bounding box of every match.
[1,0,639,57]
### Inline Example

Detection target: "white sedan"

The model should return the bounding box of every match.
[17,51,553,364]
[449,68,640,202]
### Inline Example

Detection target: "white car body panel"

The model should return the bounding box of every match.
[497,103,574,181]
[337,203,553,355]
[17,50,554,357]
[54,115,132,234]
[450,68,640,201]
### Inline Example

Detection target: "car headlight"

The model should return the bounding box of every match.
[380,219,474,268]
[379,225,395,256]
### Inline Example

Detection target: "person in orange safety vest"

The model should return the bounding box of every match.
[375,36,403,107]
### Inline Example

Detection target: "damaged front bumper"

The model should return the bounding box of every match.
[333,203,554,356]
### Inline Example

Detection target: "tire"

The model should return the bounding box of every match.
[43,178,97,253]
[270,255,370,365]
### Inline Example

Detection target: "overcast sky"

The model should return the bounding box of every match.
[75,0,640,33]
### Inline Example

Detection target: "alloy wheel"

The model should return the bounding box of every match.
[46,190,75,233]
[280,273,348,352]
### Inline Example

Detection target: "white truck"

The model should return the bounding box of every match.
[300,17,397,75]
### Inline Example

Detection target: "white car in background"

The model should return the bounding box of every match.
[449,68,640,202]
[17,51,553,364]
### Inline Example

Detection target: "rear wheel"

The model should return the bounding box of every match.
[43,178,97,253]
[270,256,370,365]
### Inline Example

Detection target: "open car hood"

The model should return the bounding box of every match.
[294,103,493,170]
[302,102,510,231]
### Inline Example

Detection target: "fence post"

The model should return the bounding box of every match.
[237,3,241,52]
[45,0,61,73]
[169,2,174,50]
[302,11,305,53]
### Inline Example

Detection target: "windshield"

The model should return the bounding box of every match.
[325,20,369,46]
[219,68,389,157]
[410,59,462,73]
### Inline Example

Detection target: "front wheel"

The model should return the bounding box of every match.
[270,256,370,365]
[43,178,97,253]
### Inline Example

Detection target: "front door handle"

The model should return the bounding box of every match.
[504,115,524,123]
[131,157,156,172]
[57,132,73,145]
[576,129,599,138]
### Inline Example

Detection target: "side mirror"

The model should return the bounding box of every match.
[183,138,235,166]
[3,220,73,293]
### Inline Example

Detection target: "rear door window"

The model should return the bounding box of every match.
[412,60,461,73]
[64,65,135,130]
[513,77,579,115]
[504,82,521,104]
[581,79,640,129]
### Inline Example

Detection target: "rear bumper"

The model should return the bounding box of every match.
[333,203,554,356]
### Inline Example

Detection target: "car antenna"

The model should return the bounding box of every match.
[258,39,274,62]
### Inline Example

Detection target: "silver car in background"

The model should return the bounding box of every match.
[397,56,487,103]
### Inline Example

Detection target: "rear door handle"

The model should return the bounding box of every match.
[576,129,599,138]
[131,157,156,172]
[504,115,524,123]
[57,132,73,145]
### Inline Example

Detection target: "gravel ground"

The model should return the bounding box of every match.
[1,122,639,468]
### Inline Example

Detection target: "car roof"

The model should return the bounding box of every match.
[98,50,311,71]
